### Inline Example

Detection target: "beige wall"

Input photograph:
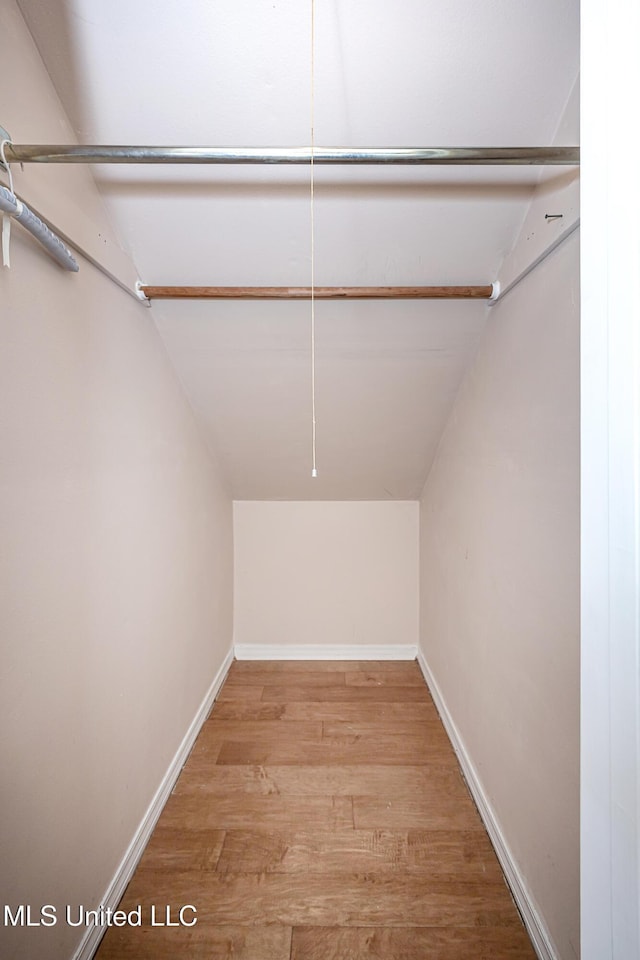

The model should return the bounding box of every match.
[0,5,233,959]
[419,232,580,959]
[234,501,419,651]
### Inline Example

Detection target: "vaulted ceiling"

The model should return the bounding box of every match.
[18,0,579,499]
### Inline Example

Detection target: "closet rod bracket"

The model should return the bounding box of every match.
[134,280,151,305]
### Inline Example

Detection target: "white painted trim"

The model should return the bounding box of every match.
[580,1,640,954]
[72,646,235,960]
[416,648,558,960]
[234,643,417,661]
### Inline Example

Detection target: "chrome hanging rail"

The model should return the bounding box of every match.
[4,145,579,166]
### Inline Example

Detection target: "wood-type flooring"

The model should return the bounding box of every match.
[95,660,536,959]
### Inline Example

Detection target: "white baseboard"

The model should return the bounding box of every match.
[416,648,558,960]
[72,645,235,960]
[233,643,417,661]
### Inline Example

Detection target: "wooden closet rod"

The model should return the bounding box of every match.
[140,285,495,300]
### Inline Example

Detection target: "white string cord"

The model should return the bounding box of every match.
[310,0,318,478]
[0,140,15,194]
[0,139,15,268]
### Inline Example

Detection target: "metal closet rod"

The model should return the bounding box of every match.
[140,285,495,300]
[4,145,579,165]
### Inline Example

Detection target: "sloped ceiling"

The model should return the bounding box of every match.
[18,0,579,499]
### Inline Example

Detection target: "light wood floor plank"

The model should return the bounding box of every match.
[179,721,324,776]
[173,764,469,799]
[344,667,426,687]
[153,792,355,831]
[352,796,484,830]
[216,684,264,701]
[116,873,525,927]
[137,826,225,871]
[216,735,457,766]
[178,720,325,779]
[322,719,450,741]
[97,924,292,959]
[215,829,502,880]
[353,795,484,830]
[230,660,412,673]
[225,668,347,686]
[212,700,439,722]
[290,925,536,959]
[261,684,431,702]
[202,719,324,741]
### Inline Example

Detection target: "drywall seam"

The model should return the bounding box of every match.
[234,643,417,661]
[416,648,559,960]
[72,645,235,960]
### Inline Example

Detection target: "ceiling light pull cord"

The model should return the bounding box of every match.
[0,139,15,268]
[310,0,318,478]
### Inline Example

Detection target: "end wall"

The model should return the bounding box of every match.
[419,233,580,960]
[234,500,419,656]
[0,5,234,959]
